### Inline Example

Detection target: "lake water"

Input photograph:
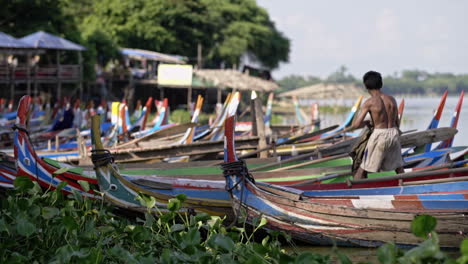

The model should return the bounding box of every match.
[317,95,467,147]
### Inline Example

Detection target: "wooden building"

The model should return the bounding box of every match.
[0,31,85,102]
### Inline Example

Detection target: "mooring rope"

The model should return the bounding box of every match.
[221,159,255,228]
[91,149,114,168]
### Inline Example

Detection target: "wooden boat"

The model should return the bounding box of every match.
[222,115,468,248]
[90,115,234,217]
[0,153,15,189]
[13,96,100,198]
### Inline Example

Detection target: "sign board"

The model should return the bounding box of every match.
[157,64,193,86]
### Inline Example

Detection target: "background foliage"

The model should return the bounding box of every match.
[277,66,468,95]
[0,0,290,80]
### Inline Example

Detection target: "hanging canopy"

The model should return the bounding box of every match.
[19,31,86,51]
[121,48,186,64]
[194,69,278,92]
[279,82,366,99]
[0,32,32,49]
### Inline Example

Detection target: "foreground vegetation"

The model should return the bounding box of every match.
[1,177,467,263]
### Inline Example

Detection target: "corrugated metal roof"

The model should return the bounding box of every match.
[0,32,32,49]
[19,31,85,51]
[120,48,186,64]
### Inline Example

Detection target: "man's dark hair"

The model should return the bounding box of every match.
[363,71,382,90]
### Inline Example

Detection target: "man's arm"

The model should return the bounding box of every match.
[351,100,370,130]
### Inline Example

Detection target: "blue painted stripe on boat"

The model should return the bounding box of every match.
[417,194,466,200]
[0,174,12,183]
[303,181,468,196]
[420,200,468,209]
[39,152,79,158]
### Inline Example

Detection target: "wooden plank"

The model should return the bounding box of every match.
[110,136,259,163]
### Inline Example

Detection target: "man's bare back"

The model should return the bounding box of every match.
[352,71,404,179]
[361,93,399,129]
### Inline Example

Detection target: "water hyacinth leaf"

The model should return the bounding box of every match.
[194,212,211,222]
[245,255,264,264]
[16,218,36,237]
[258,217,267,228]
[252,243,268,255]
[13,177,34,192]
[462,239,468,255]
[213,234,235,252]
[183,227,201,247]
[124,225,136,232]
[56,181,68,192]
[62,215,78,231]
[167,198,182,212]
[136,194,156,209]
[78,180,90,192]
[53,167,70,176]
[41,207,59,219]
[28,181,42,195]
[72,190,83,203]
[262,236,270,247]
[411,215,437,238]
[0,218,10,235]
[171,224,186,233]
[335,251,352,264]
[110,245,139,264]
[378,243,398,264]
[176,193,187,203]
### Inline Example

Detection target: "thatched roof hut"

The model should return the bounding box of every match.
[279,82,366,99]
[193,69,278,92]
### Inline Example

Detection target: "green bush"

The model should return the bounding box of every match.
[170,109,191,124]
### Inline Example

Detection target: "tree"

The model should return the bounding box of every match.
[80,0,290,69]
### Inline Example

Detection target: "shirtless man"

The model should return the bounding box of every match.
[352,71,405,180]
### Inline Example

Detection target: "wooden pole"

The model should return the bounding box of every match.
[250,96,257,136]
[159,86,164,100]
[253,96,268,158]
[26,52,31,95]
[187,86,192,111]
[217,87,221,105]
[9,64,14,101]
[78,51,83,100]
[33,55,38,96]
[197,43,202,69]
[56,50,62,101]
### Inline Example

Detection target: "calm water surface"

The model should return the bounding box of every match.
[318,95,467,147]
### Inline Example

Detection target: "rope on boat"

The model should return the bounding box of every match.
[91,149,114,168]
[221,159,254,228]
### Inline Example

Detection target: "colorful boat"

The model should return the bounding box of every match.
[13,96,100,198]
[222,116,468,248]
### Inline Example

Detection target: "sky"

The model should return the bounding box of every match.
[257,0,468,79]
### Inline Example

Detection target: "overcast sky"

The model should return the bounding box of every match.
[257,0,468,79]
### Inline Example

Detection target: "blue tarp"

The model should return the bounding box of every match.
[0,32,32,49]
[20,31,85,51]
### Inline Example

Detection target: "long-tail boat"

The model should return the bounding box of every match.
[222,115,468,248]
[13,96,100,198]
